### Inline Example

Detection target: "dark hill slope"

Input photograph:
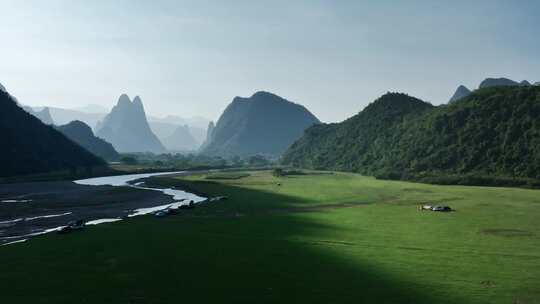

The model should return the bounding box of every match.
[22,106,54,125]
[283,87,540,185]
[0,90,105,177]
[200,91,320,157]
[0,82,54,125]
[56,120,120,161]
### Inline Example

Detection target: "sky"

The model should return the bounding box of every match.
[1,0,539,123]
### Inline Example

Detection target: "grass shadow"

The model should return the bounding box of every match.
[0,178,476,303]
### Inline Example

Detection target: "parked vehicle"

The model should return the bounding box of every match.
[419,205,452,212]
[432,206,452,212]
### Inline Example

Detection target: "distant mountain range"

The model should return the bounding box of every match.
[479,77,525,88]
[48,107,105,129]
[162,125,199,152]
[200,91,320,157]
[199,121,215,151]
[22,104,208,152]
[149,115,209,130]
[0,88,105,177]
[22,106,54,125]
[56,120,119,161]
[283,86,540,185]
[449,77,537,103]
[146,118,206,151]
[149,115,208,149]
[96,94,166,153]
[448,85,472,103]
[72,104,109,113]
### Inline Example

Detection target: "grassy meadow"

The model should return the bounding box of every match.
[1,170,539,303]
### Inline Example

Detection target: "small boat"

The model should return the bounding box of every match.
[166,208,178,215]
[68,220,86,230]
[153,210,168,217]
[179,200,196,210]
[57,220,86,234]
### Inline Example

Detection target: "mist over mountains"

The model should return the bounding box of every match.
[162,125,199,152]
[15,92,208,153]
[200,91,320,157]
[48,107,105,129]
[22,103,208,152]
[96,94,166,153]
[22,106,54,125]
[0,89,104,177]
[147,117,206,151]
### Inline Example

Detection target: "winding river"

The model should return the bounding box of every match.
[0,171,205,246]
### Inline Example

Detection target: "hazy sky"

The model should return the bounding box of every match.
[1,0,539,122]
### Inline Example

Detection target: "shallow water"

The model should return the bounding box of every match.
[1,199,32,203]
[86,218,122,225]
[1,171,206,246]
[25,212,73,221]
[74,171,186,187]
[76,172,206,216]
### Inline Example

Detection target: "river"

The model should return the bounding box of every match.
[0,171,206,246]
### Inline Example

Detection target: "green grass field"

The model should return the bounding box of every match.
[1,170,539,303]
[204,172,251,180]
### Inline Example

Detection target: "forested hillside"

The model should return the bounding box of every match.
[283,86,540,186]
